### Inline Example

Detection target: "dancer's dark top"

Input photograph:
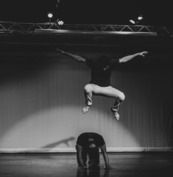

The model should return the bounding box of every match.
[76,132,105,149]
[86,55,119,87]
[76,132,106,167]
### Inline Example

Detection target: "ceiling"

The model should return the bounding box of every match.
[0,0,172,26]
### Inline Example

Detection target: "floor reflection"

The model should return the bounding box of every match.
[76,167,110,177]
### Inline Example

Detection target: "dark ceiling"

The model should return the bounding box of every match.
[0,0,172,26]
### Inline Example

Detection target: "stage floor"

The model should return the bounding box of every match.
[0,152,173,177]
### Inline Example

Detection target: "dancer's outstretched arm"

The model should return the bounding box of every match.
[118,51,148,63]
[56,49,86,62]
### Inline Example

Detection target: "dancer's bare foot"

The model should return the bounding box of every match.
[82,106,90,114]
[111,108,120,120]
[113,111,120,120]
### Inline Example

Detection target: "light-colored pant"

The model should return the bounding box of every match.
[84,83,125,110]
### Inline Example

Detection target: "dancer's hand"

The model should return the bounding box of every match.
[139,51,148,57]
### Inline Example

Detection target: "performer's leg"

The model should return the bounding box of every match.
[90,85,125,120]
[88,150,100,169]
[82,151,87,167]
[111,98,123,120]
[84,85,93,106]
[82,84,94,114]
[92,85,125,101]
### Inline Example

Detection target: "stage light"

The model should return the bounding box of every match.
[58,20,64,25]
[129,19,136,25]
[56,19,64,25]
[129,14,143,25]
[138,15,143,21]
[47,12,53,21]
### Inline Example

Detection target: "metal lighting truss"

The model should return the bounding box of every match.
[0,21,173,37]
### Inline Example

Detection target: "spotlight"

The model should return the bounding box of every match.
[47,12,53,21]
[138,14,143,21]
[129,14,144,25]
[129,19,136,25]
[58,20,64,25]
[56,19,64,25]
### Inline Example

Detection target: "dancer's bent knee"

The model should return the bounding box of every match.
[84,84,94,93]
[117,92,125,102]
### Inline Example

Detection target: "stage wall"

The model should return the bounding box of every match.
[0,45,173,152]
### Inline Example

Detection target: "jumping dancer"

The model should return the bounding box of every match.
[56,49,148,120]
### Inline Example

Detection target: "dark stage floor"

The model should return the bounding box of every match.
[0,152,173,177]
